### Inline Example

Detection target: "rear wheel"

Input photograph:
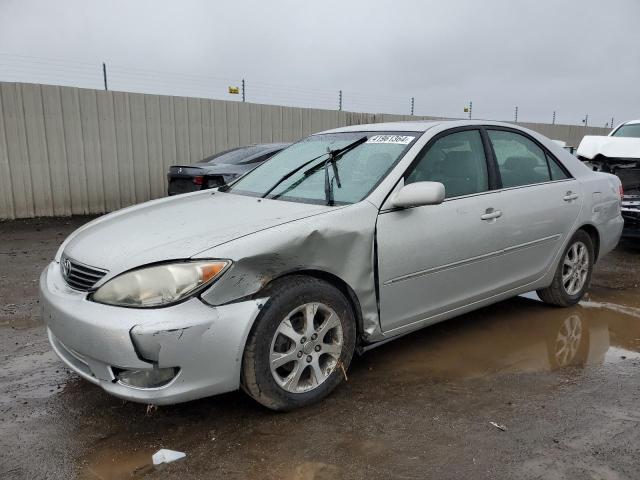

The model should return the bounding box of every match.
[537,230,594,307]
[241,276,356,411]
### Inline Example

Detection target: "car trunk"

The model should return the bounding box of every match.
[168,166,229,195]
[167,165,205,195]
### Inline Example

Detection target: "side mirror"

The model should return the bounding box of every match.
[391,181,445,208]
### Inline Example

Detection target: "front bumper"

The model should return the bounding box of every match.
[40,261,264,404]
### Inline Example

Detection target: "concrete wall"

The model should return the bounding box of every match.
[0,82,610,219]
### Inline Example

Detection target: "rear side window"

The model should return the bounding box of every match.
[406,130,489,198]
[243,151,278,164]
[200,146,267,165]
[547,154,569,180]
[488,130,552,188]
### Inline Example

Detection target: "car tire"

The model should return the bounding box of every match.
[241,275,356,411]
[537,230,594,307]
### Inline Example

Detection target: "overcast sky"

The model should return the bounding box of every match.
[1,0,638,127]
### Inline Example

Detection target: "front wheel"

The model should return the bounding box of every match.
[537,230,594,307]
[241,276,356,411]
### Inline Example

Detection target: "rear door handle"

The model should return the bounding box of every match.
[481,208,502,221]
[563,192,579,201]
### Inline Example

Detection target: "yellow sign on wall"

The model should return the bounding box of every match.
[228,86,240,94]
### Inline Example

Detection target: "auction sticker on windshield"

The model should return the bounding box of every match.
[366,135,415,144]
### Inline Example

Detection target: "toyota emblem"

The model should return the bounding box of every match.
[62,258,71,277]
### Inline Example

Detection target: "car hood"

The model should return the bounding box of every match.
[577,135,640,160]
[59,191,334,276]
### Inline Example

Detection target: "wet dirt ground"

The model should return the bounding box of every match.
[1,217,639,480]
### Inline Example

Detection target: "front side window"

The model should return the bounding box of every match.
[227,132,419,205]
[488,130,552,188]
[611,123,640,138]
[406,129,489,198]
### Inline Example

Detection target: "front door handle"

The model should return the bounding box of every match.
[563,192,579,201]
[481,208,502,221]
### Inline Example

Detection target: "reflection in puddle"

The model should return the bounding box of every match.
[604,346,640,364]
[581,299,640,319]
[360,289,640,382]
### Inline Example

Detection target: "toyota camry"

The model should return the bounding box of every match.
[40,120,623,410]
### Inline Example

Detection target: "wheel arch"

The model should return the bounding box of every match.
[577,223,601,262]
[257,268,365,340]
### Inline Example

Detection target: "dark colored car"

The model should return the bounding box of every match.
[167,143,290,195]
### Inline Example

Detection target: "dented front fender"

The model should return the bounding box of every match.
[195,201,382,340]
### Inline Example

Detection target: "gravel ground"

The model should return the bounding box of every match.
[1,217,639,480]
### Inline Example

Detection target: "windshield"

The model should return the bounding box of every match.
[198,146,274,165]
[611,124,640,138]
[226,132,419,205]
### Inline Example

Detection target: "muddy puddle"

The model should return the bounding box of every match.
[78,445,157,479]
[356,288,640,383]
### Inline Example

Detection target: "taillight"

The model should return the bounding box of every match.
[619,184,624,200]
[192,176,204,185]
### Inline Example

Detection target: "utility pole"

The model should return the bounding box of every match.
[469,101,472,120]
[611,117,614,129]
[514,106,518,122]
[241,79,245,102]
[410,97,414,116]
[338,90,342,111]
[102,62,108,91]
[552,111,556,125]
[582,114,589,127]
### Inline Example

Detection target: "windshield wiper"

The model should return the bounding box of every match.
[259,152,328,199]
[303,136,368,205]
[261,136,367,201]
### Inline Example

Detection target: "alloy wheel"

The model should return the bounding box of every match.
[562,241,589,296]
[269,302,343,393]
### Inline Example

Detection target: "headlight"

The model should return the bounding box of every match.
[91,260,230,308]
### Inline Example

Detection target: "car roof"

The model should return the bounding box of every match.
[319,121,441,134]
[317,119,529,135]
[623,119,640,125]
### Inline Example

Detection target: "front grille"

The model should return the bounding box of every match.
[622,195,640,231]
[61,256,108,291]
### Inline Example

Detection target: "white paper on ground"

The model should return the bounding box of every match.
[152,449,186,466]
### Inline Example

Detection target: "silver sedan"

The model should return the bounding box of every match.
[40,120,623,410]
